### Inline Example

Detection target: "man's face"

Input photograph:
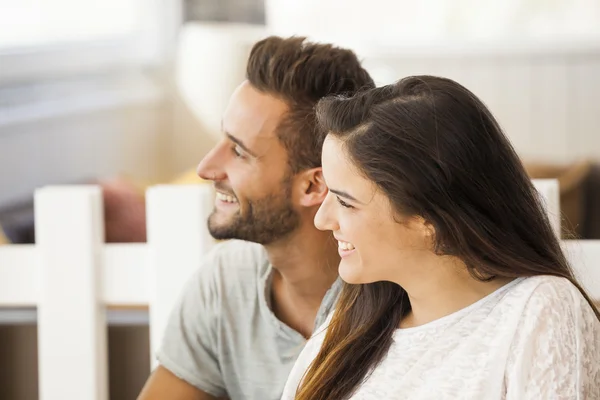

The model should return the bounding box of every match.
[196,81,300,244]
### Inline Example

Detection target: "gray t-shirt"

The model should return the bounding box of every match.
[157,239,341,400]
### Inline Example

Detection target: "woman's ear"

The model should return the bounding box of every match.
[422,220,439,251]
[407,216,436,248]
[297,167,328,208]
[423,220,436,238]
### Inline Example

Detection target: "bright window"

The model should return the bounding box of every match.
[0,0,167,82]
[0,0,150,49]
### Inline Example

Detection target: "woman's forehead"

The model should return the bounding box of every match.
[322,135,379,204]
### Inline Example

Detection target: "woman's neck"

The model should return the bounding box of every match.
[395,257,514,329]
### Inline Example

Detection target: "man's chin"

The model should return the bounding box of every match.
[210,206,238,222]
[207,214,240,240]
[208,225,235,241]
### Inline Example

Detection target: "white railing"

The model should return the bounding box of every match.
[0,184,216,400]
[0,180,598,400]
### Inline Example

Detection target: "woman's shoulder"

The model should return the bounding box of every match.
[504,276,600,398]
[508,275,599,335]
[514,275,591,309]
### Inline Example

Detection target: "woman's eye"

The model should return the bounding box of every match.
[336,196,353,209]
[232,144,244,158]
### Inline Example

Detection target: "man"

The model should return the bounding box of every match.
[138,36,374,400]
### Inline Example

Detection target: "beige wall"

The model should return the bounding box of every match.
[0,72,170,208]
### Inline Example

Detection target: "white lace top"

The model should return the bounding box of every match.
[281,276,600,400]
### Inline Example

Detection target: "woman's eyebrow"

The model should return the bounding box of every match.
[329,188,365,205]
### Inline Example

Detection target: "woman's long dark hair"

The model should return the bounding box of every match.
[295,76,600,400]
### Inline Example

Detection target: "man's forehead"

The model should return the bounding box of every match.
[223,82,288,142]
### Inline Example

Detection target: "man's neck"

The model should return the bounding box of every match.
[264,225,340,337]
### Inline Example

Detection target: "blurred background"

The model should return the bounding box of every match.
[1,0,600,398]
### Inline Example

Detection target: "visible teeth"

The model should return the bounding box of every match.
[216,192,237,203]
[338,240,355,251]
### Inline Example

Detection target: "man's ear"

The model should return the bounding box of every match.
[296,167,327,208]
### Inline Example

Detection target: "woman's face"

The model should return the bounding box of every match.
[315,135,432,285]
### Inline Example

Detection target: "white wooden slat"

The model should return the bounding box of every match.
[564,240,600,301]
[0,244,37,306]
[147,184,216,369]
[532,179,561,238]
[0,244,148,308]
[35,186,108,400]
[102,243,148,306]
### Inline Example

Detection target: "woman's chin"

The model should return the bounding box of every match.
[338,260,368,284]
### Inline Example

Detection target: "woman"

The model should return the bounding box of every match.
[281,76,600,399]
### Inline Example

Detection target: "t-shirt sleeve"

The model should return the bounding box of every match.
[505,278,600,399]
[156,250,226,398]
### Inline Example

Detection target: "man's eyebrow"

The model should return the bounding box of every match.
[225,132,257,157]
[329,188,364,204]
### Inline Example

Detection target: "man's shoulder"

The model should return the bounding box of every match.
[207,239,269,272]
[196,239,270,295]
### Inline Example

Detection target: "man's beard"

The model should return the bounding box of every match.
[207,181,300,245]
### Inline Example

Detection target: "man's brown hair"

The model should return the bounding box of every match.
[246,36,374,173]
